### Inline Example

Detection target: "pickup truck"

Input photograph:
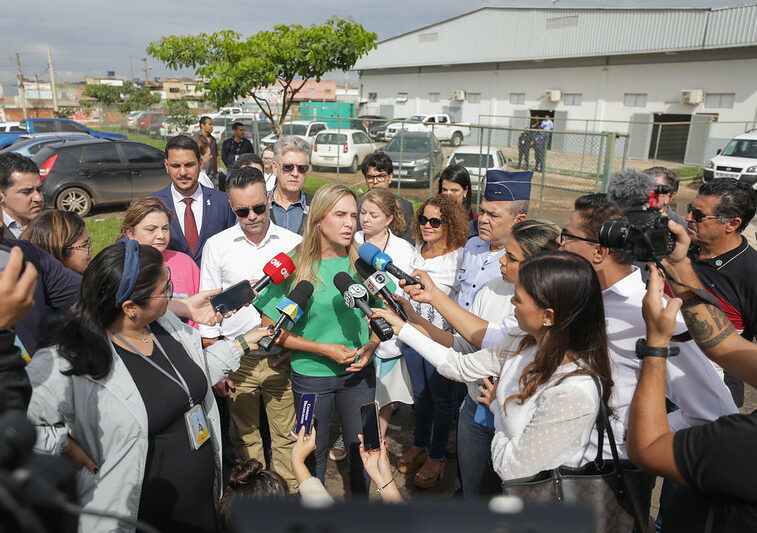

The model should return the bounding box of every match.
[384,114,471,146]
[0,118,126,149]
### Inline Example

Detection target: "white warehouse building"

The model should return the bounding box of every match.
[355,5,757,165]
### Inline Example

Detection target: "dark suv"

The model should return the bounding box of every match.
[382,131,445,186]
[34,139,168,216]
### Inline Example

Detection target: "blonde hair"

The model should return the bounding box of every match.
[291,183,359,288]
[511,219,561,257]
[118,197,173,240]
[361,188,406,237]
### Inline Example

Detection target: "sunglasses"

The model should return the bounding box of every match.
[281,163,309,174]
[417,215,444,228]
[234,203,267,218]
[687,203,722,223]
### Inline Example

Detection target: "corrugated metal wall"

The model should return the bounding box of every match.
[355,6,756,70]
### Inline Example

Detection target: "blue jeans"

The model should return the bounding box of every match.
[291,364,376,496]
[403,345,458,461]
[457,395,496,499]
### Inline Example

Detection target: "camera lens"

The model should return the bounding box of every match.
[599,220,629,249]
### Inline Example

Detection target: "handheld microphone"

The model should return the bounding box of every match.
[357,242,424,289]
[333,272,394,342]
[251,253,296,294]
[355,258,408,321]
[259,280,314,351]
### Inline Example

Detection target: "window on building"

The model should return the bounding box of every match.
[510,93,525,105]
[429,92,440,103]
[705,93,735,109]
[624,93,647,107]
[169,87,180,93]
[468,92,481,104]
[368,92,377,102]
[563,93,582,106]
[396,92,408,104]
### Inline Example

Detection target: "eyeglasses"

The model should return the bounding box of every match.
[559,228,599,245]
[233,203,267,218]
[68,237,93,252]
[417,215,444,228]
[687,203,722,223]
[365,173,389,183]
[281,163,309,174]
[149,268,173,302]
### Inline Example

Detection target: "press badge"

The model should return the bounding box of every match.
[185,404,211,450]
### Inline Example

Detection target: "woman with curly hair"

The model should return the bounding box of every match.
[398,194,468,488]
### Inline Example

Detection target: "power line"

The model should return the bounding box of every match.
[17,51,136,60]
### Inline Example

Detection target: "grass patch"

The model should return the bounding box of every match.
[676,166,703,180]
[86,216,123,254]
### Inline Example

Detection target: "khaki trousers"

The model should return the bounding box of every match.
[228,352,297,489]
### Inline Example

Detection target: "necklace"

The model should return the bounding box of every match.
[115,326,151,344]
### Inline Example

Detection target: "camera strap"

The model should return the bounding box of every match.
[653,259,723,310]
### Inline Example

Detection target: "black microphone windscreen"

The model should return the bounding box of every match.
[287,280,314,308]
[333,271,356,295]
[354,258,376,280]
[0,410,37,469]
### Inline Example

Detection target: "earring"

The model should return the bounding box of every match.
[543,321,551,327]
[130,312,136,319]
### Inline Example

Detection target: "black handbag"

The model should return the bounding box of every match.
[502,377,656,532]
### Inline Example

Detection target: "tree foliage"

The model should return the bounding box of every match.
[82,84,122,106]
[147,17,376,134]
[82,83,161,114]
[165,98,195,131]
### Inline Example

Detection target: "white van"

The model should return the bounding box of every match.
[703,130,757,189]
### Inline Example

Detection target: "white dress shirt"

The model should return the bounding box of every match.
[409,245,464,331]
[2,211,23,238]
[199,221,301,340]
[198,170,215,190]
[171,184,204,235]
[264,172,277,193]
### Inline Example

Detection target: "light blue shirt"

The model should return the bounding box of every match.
[456,236,506,309]
[540,118,554,131]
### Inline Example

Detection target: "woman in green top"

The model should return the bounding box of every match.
[255,183,380,495]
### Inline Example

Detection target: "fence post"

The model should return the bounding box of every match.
[620,134,629,171]
[335,114,341,184]
[428,123,435,199]
[537,142,547,219]
[595,134,606,193]
[652,123,662,165]
[601,132,617,193]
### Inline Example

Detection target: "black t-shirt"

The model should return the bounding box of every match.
[664,411,757,532]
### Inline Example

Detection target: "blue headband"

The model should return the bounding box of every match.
[115,238,141,306]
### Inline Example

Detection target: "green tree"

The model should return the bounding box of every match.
[147,17,376,135]
[119,85,161,113]
[82,84,123,106]
[165,98,195,133]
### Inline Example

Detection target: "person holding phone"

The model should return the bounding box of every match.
[254,183,380,496]
[25,240,270,532]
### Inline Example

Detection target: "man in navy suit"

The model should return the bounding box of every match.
[151,135,236,267]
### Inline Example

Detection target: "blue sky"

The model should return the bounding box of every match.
[0,0,742,96]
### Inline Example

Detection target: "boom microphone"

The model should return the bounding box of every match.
[259,280,314,351]
[251,253,296,294]
[355,258,408,321]
[357,242,423,289]
[333,272,394,342]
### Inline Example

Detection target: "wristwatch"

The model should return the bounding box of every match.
[635,338,680,359]
[236,334,251,355]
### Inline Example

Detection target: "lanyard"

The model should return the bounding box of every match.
[109,328,195,408]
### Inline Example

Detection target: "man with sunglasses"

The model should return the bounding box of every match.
[199,165,302,489]
[357,151,415,243]
[269,136,312,235]
[686,178,757,406]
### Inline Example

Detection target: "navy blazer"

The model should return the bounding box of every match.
[150,185,236,267]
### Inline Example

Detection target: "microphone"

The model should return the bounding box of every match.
[333,272,394,342]
[355,258,408,321]
[259,280,314,351]
[0,410,36,470]
[251,253,296,295]
[357,242,424,289]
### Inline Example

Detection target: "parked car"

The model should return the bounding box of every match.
[381,131,445,186]
[446,146,508,190]
[34,138,168,217]
[703,130,757,188]
[311,129,376,173]
[260,121,328,148]
[0,122,24,133]
[137,112,167,134]
[158,118,196,138]
[0,133,93,158]
[123,111,145,130]
[0,118,126,149]
[384,114,470,146]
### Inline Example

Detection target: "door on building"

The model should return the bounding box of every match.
[648,113,691,163]
[530,109,556,149]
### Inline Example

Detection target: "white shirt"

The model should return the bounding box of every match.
[171,184,204,235]
[264,172,277,193]
[2,210,23,238]
[355,230,415,360]
[409,245,464,330]
[198,170,215,190]
[199,221,302,340]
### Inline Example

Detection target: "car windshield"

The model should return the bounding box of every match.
[449,153,495,168]
[406,115,426,123]
[282,124,308,135]
[317,133,347,144]
[721,139,757,159]
[385,136,429,153]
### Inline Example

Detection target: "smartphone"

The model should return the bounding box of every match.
[210,280,256,315]
[296,393,317,435]
[0,244,12,272]
[360,401,381,451]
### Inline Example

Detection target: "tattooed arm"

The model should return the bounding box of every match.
[661,221,757,388]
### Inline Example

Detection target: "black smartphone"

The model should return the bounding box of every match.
[360,401,381,451]
[210,280,256,315]
[296,393,317,436]
[0,244,12,272]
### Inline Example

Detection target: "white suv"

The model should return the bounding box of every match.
[703,130,757,189]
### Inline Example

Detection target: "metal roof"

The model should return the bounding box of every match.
[355,5,757,70]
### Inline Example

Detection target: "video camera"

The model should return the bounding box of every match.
[599,184,675,262]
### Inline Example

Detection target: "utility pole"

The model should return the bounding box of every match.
[129,56,134,82]
[35,73,41,102]
[15,53,28,120]
[142,57,149,86]
[47,44,59,112]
